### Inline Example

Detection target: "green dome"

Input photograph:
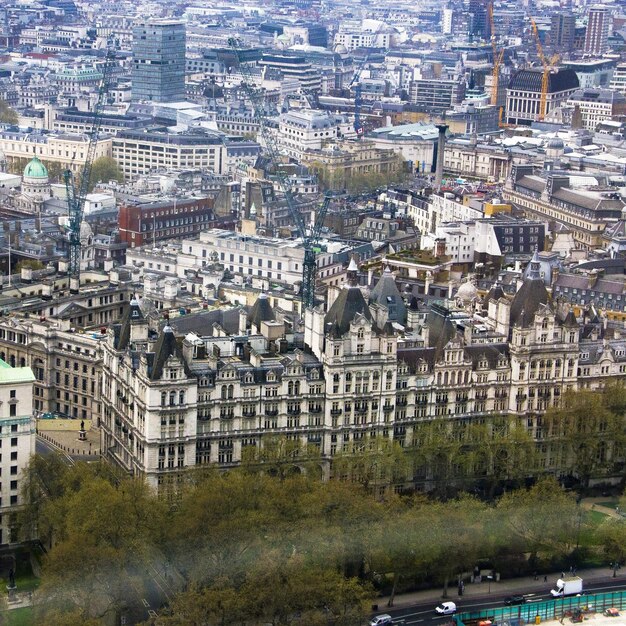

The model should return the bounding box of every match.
[23,156,48,179]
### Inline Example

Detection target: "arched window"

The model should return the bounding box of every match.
[221,385,227,400]
[9,355,15,367]
[227,384,234,399]
[179,390,185,405]
[437,372,442,386]
[450,372,456,386]
[19,357,25,367]
[161,392,167,407]
[444,372,449,386]
[288,381,294,395]
[464,371,469,384]
[294,381,300,395]
[169,391,176,406]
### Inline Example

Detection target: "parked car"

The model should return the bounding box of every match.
[504,595,526,606]
[369,615,393,626]
[435,601,457,615]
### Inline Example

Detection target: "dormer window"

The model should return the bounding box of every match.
[267,372,276,382]
[245,373,254,384]
[357,328,364,339]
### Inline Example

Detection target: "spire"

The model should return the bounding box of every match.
[528,247,541,281]
[346,258,358,287]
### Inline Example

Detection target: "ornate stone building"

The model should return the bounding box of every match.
[100,253,626,491]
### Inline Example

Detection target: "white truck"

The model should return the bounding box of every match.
[551,576,583,597]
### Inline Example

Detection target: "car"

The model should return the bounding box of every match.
[435,601,457,615]
[369,615,393,626]
[504,595,526,606]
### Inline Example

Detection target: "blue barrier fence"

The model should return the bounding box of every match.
[456,589,626,625]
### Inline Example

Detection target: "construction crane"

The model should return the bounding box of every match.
[488,3,504,108]
[65,42,116,293]
[228,37,331,309]
[529,16,559,121]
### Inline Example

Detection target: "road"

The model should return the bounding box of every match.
[380,579,626,625]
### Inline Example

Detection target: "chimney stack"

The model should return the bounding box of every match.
[435,124,448,190]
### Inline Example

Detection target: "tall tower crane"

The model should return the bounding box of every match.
[65,42,116,293]
[529,16,559,121]
[488,3,504,108]
[228,38,331,310]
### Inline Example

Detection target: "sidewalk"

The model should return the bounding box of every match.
[37,419,100,457]
[379,566,626,609]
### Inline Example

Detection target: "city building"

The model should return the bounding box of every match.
[111,129,227,180]
[551,13,576,53]
[503,165,625,249]
[567,89,626,131]
[0,359,35,545]
[467,0,490,40]
[118,197,217,248]
[410,78,466,113]
[0,128,112,173]
[610,60,626,96]
[131,20,186,103]
[584,6,610,56]
[98,254,626,490]
[506,68,580,126]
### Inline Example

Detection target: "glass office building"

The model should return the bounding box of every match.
[131,20,186,103]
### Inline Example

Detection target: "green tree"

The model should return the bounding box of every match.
[496,477,580,563]
[331,437,409,493]
[544,389,626,487]
[14,259,45,273]
[0,99,18,124]
[597,516,626,568]
[30,461,167,623]
[87,156,124,191]
[240,435,322,479]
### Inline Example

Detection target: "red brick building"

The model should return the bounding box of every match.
[119,197,216,247]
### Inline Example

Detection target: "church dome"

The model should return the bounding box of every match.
[456,280,478,303]
[23,156,48,180]
[547,137,564,150]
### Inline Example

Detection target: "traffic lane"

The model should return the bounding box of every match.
[383,579,626,625]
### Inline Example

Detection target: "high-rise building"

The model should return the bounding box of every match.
[584,6,610,56]
[551,13,576,52]
[442,8,454,34]
[467,0,491,40]
[131,19,186,103]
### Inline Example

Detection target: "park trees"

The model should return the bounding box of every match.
[87,156,124,191]
[26,460,167,623]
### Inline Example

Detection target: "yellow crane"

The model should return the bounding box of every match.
[529,15,559,120]
[488,3,504,107]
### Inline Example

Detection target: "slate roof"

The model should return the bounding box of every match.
[149,325,180,381]
[508,68,579,93]
[510,252,550,328]
[247,293,275,328]
[117,298,144,351]
[324,286,372,335]
[369,268,407,324]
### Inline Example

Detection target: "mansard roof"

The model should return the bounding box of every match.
[149,325,181,381]
[247,293,275,328]
[510,253,550,328]
[464,343,510,369]
[369,268,407,324]
[117,298,144,351]
[324,285,372,335]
